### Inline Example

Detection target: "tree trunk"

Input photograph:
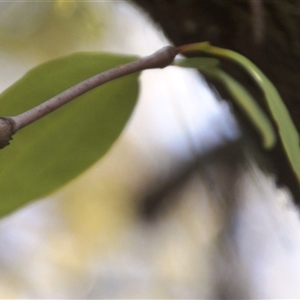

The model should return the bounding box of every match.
[132,0,300,203]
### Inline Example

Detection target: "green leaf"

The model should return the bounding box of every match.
[204,67,276,149]
[180,42,300,184]
[173,57,220,69]
[0,52,139,217]
[176,58,276,149]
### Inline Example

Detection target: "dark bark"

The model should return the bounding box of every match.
[132,0,300,204]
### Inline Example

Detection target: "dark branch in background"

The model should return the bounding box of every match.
[0,46,178,149]
[139,140,245,220]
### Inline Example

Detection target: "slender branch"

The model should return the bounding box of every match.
[249,0,264,44]
[0,46,178,149]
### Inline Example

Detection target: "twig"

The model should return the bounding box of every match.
[249,0,264,45]
[0,46,178,149]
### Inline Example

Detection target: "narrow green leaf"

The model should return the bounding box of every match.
[173,57,220,69]
[176,58,276,149]
[205,68,276,149]
[180,42,300,184]
[0,52,139,217]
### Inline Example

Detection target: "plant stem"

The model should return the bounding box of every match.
[0,46,178,149]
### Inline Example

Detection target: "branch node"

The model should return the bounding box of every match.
[0,117,15,149]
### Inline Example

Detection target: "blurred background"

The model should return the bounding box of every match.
[1,1,300,298]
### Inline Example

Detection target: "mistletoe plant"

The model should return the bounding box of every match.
[0,42,298,218]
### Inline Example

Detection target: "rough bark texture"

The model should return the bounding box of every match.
[132,0,300,204]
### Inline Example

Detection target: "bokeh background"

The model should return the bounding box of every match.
[1,1,300,298]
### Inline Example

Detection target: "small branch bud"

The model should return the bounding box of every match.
[0,117,15,149]
[143,46,179,69]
